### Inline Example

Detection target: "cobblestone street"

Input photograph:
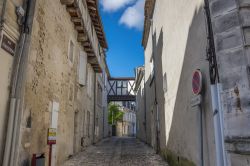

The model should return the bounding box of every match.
[62,137,168,166]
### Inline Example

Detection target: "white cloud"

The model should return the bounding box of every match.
[100,0,136,12]
[119,0,145,30]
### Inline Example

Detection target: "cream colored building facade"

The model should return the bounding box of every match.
[0,0,109,165]
[138,0,250,165]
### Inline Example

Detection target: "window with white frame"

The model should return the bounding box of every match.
[87,67,93,97]
[78,51,87,86]
[69,40,74,63]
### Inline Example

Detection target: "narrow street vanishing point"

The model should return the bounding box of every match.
[62,137,168,166]
[1,0,250,165]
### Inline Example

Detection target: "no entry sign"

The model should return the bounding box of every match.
[192,70,202,95]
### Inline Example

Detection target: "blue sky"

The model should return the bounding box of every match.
[100,0,145,77]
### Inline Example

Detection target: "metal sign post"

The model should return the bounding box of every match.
[191,69,204,166]
[47,128,56,166]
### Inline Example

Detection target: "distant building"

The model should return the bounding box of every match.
[112,102,136,137]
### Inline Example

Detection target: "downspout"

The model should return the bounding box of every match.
[204,0,227,166]
[143,70,147,142]
[2,0,36,165]
[93,73,97,143]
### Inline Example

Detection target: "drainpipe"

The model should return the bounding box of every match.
[93,73,96,143]
[204,0,227,165]
[143,70,147,142]
[2,0,36,165]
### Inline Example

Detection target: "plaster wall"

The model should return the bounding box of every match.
[136,82,147,142]
[144,0,216,165]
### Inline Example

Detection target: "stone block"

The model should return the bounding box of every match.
[213,11,240,34]
[239,8,250,27]
[243,27,250,46]
[215,28,243,52]
[220,66,249,90]
[210,0,237,17]
[217,48,247,75]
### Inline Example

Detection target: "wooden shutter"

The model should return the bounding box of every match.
[78,51,87,86]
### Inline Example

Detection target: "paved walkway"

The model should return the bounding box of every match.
[62,137,168,166]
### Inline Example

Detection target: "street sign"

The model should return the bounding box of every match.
[191,94,202,107]
[1,34,16,56]
[47,128,57,145]
[192,70,202,95]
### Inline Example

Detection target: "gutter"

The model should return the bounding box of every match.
[143,70,147,142]
[93,73,97,144]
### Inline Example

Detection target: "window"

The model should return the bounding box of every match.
[117,81,128,96]
[87,67,93,97]
[97,83,103,106]
[68,40,74,63]
[78,51,87,86]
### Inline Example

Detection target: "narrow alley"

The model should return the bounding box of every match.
[62,137,168,166]
[1,0,250,165]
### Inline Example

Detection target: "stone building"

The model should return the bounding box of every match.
[137,0,250,165]
[116,106,136,137]
[0,0,109,166]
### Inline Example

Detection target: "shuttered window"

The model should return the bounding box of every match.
[78,51,87,86]
[69,40,74,63]
[87,67,93,97]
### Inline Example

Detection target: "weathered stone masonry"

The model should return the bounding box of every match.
[210,0,250,164]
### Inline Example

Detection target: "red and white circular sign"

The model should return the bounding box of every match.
[192,70,202,95]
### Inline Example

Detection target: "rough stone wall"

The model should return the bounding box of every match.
[143,0,217,165]
[209,0,250,164]
[18,0,96,165]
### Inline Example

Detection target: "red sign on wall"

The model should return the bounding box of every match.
[192,70,202,95]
